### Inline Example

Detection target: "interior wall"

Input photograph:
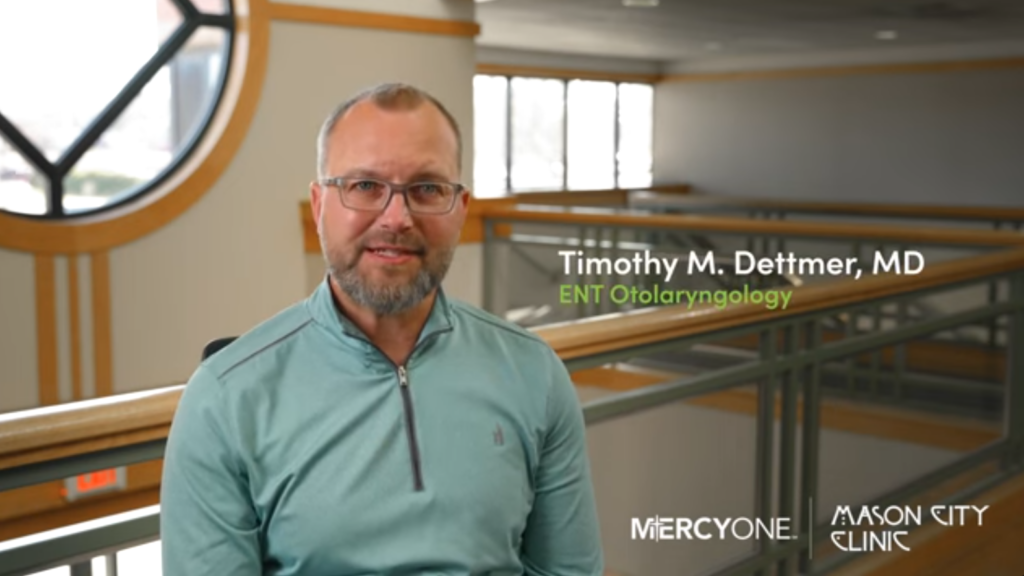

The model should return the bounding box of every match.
[272,0,475,21]
[0,251,38,412]
[653,66,1024,207]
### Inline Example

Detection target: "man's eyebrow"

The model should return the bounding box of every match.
[338,168,454,182]
[339,169,386,179]
[407,170,452,182]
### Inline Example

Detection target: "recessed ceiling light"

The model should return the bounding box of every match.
[876,30,898,40]
[623,0,659,7]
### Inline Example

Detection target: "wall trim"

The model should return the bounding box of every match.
[67,257,82,401]
[0,0,271,254]
[662,56,1024,83]
[90,252,113,398]
[268,2,480,37]
[476,63,661,84]
[34,255,58,407]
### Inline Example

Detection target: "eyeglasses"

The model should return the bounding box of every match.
[319,177,465,215]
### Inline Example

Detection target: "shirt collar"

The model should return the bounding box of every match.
[308,276,453,346]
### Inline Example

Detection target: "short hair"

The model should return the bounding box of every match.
[316,82,463,178]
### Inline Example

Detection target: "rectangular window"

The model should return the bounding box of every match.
[510,77,565,191]
[473,74,653,194]
[567,80,616,190]
[472,75,508,199]
[616,83,654,189]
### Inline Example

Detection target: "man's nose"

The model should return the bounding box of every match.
[377,189,414,228]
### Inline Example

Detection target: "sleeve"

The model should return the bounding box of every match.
[520,350,604,576]
[160,365,262,576]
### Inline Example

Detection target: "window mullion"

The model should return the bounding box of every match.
[197,13,234,29]
[0,112,55,181]
[505,76,512,195]
[614,82,621,189]
[561,78,568,191]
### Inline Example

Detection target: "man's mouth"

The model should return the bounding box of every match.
[363,245,424,261]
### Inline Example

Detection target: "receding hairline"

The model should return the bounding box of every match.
[316,83,462,178]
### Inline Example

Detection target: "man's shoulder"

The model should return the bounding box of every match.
[201,298,315,381]
[447,299,551,351]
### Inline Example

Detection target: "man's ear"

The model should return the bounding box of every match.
[310,181,323,233]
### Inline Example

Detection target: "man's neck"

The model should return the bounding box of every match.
[328,277,436,366]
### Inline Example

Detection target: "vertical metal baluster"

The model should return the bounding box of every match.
[1003,271,1024,470]
[754,326,778,576]
[777,323,798,576]
[611,227,620,315]
[895,298,908,400]
[578,226,588,319]
[846,306,857,396]
[483,218,495,314]
[870,302,882,401]
[799,319,823,574]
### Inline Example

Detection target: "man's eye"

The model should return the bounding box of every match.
[412,183,442,196]
[349,180,382,193]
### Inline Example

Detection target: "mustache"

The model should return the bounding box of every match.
[357,232,427,255]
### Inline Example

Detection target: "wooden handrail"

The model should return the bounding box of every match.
[483,205,1024,247]
[629,191,1024,223]
[0,387,182,471]
[2,248,1023,472]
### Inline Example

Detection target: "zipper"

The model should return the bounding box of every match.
[343,326,450,493]
[397,365,424,491]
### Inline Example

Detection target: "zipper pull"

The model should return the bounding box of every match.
[398,365,409,387]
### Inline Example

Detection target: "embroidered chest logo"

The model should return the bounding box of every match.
[493,424,505,446]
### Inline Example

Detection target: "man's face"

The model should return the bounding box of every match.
[310,100,468,315]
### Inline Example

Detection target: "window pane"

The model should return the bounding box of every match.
[117,540,162,576]
[617,83,654,189]
[194,0,230,14]
[510,78,565,191]
[63,27,228,215]
[567,80,616,190]
[0,0,184,163]
[473,75,508,199]
[0,137,48,215]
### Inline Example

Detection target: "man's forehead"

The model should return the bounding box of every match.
[333,100,449,134]
[326,102,459,170]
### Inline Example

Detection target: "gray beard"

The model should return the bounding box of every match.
[326,248,453,315]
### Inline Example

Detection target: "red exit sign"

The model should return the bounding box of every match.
[63,467,126,501]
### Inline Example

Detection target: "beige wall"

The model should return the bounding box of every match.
[273,0,475,21]
[0,7,477,407]
[653,66,1024,206]
[0,250,38,412]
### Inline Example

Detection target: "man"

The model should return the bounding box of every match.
[161,83,604,575]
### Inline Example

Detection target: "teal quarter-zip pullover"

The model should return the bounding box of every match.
[160,280,603,575]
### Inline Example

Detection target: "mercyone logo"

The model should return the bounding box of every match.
[631,516,795,542]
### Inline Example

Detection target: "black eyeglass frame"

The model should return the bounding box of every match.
[319,177,467,215]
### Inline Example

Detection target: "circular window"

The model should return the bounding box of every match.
[0,0,235,219]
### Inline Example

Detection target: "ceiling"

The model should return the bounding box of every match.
[475,0,1024,64]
